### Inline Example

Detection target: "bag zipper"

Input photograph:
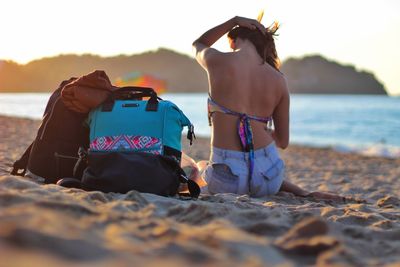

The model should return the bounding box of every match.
[54,152,79,160]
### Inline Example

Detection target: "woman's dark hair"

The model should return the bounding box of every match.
[227,23,280,70]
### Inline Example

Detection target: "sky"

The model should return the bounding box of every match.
[1,0,399,95]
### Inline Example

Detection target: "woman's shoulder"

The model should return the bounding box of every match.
[276,71,288,90]
[203,50,237,71]
[262,64,288,86]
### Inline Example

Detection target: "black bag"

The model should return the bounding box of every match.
[58,151,200,198]
[56,148,200,198]
[11,78,90,183]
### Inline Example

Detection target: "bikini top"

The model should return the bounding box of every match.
[207,95,273,183]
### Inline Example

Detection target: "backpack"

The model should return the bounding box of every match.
[11,78,90,183]
[58,86,200,198]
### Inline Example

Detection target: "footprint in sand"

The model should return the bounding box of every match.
[274,217,339,256]
[376,195,400,208]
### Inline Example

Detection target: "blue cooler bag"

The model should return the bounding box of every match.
[66,87,199,197]
[88,86,194,161]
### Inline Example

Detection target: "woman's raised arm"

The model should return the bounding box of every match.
[192,16,266,69]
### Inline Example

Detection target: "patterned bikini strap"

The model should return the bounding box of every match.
[207,97,272,124]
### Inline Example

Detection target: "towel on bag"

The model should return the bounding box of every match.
[61,70,115,113]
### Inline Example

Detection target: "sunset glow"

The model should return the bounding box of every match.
[0,0,399,94]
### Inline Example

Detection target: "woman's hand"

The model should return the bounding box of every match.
[233,16,266,34]
[280,181,347,202]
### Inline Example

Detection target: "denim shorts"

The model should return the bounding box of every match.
[202,142,285,197]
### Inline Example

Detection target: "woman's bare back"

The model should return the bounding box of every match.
[208,50,288,150]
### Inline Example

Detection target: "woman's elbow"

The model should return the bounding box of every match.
[276,137,289,150]
[278,142,289,150]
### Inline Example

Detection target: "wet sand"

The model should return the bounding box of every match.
[0,115,399,266]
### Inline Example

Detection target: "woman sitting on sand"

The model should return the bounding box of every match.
[192,15,342,200]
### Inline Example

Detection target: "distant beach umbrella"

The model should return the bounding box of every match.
[115,71,167,94]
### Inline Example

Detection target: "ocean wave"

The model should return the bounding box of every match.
[290,140,400,159]
[333,144,400,158]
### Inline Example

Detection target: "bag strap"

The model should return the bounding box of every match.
[102,86,159,112]
[162,156,200,199]
[178,174,201,199]
[11,141,34,176]
[73,147,88,179]
[187,124,196,145]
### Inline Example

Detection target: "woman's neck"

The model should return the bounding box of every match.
[233,39,262,62]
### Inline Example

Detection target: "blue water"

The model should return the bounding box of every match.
[1,93,399,158]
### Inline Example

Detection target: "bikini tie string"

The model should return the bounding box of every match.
[238,114,255,192]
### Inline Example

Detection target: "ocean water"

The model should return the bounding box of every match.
[0,93,399,158]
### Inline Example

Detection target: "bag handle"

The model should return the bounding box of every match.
[114,86,157,97]
[102,86,159,112]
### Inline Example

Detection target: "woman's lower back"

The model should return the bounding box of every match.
[211,113,275,151]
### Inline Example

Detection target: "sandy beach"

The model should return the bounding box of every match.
[0,115,399,267]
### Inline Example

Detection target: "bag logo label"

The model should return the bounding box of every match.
[122,103,139,108]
